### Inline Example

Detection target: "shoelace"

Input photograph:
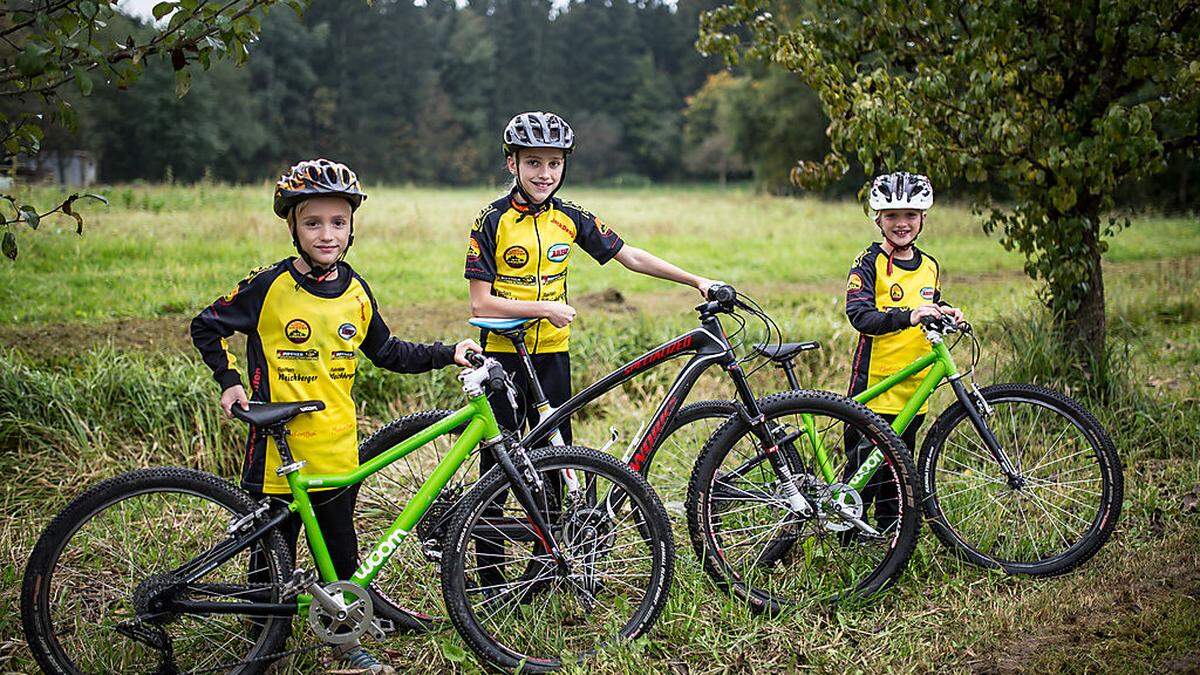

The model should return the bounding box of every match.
[343,647,383,671]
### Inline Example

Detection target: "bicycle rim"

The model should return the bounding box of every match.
[925,392,1115,571]
[31,485,289,673]
[446,449,671,667]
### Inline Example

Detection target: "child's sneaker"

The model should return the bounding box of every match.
[336,645,395,674]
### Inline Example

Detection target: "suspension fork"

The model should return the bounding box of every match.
[948,378,1024,487]
[726,362,812,514]
[490,440,571,572]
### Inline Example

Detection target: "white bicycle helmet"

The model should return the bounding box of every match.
[868,172,934,211]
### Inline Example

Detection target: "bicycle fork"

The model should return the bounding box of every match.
[949,378,1025,488]
[489,439,572,573]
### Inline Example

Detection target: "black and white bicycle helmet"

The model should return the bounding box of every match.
[502,112,575,156]
[868,172,934,211]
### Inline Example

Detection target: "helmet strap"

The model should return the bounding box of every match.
[511,149,567,220]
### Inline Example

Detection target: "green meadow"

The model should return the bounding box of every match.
[1,184,1197,672]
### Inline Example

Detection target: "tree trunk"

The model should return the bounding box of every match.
[1057,209,1107,383]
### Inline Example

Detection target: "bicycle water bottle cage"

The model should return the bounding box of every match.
[230,400,325,429]
[752,341,821,363]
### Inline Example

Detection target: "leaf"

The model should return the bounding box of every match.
[152,1,174,20]
[439,640,466,663]
[171,47,187,71]
[72,66,93,96]
[18,206,39,230]
[174,70,192,98]
[2,231,16,261]
[15,45,47,77]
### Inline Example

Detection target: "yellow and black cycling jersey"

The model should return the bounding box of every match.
[190,258,454,493]
[845,243,949,415]
[464,191,624,354]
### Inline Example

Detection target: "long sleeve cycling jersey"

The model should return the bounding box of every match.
[191,258,454,492]
[845,243,949,415]
[464,191,624,354]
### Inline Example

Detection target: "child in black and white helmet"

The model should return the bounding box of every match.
[464,112,717,443]
[842,172,965,531]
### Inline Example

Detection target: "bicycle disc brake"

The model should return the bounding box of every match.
[307,580,373,645]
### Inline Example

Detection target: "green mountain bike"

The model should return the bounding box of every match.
[683,314,1124,577]
[20,355,674,673]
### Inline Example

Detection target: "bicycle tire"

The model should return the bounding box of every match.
[21,467,293,675]
[441,446,674,672]
[686,390,919,616]
[642,399,739,517]
[919,383,1123,576]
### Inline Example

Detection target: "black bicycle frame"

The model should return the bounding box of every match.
[515,308,769,477]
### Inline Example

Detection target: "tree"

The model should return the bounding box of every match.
[682,71,748,186]
[0,0,306,258]
[699,0,1200,378]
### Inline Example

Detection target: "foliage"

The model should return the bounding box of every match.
[697,0,1200,375]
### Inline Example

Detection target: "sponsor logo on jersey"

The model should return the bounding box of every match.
[503,245,529,268]
[596,217,611,235]
[921,286,936,301]
[331,350,356,360]
[889,284,904,302]
[847,273,863,291]
[547,243,570,263]
[552,217,576,238]
[466,237,481,262]
[276,349,318,361]
[338,322,357,340]
[285,319,311,344]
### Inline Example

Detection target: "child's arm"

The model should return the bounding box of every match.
[845,261,911,335]
[360,281,478,371]
[468,281,577,327]
[190,267,275,416]
[612,246,714,298]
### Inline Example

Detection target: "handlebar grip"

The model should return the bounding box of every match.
[465,351,486,367]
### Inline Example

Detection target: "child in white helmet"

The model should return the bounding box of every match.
[843,172,965,531]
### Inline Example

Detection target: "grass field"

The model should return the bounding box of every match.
[1,183,1198,672]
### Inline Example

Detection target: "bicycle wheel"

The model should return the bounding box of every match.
[355,409,476,631]
[919,383,1123,576]
[21,467,293,674]
[687,390,919,616]
[642,400,738,517]
[441,446,674,672]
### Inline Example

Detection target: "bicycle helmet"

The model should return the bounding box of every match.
[502,112,575,156]
[273,158,366,218]
[868,172,933,211]
[273,159,367,280]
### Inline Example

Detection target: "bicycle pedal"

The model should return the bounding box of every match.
[368,618,394,640]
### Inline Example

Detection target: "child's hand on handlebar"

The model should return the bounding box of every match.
[940,306,965,323]
[453,339,483,366]
[909,304,945,326]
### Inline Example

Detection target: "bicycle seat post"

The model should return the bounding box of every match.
[777,358,802,390]
[269,425,306,476]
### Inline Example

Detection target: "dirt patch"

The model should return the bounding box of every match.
[0,316,195,361]
[970,520,1200,674]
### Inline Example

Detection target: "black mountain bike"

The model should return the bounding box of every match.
[357,284,920,622]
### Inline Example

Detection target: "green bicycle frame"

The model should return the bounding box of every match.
[804,340,958,492]
[279,391,502,603]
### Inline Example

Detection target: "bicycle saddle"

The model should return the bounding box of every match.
[231,400,325,428]
[752,341,821,362]
[469,317,538,335]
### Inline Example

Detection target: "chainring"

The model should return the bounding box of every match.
[307,580,373,645]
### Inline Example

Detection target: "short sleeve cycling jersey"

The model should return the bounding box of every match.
[845,243,947,415]
[191,258,454,493]
[464,192,624,353]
